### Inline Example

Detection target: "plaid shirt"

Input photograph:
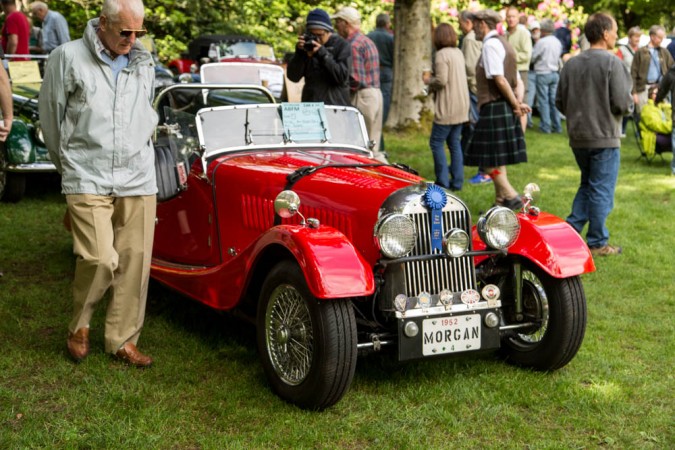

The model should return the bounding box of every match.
[347,32,380,91]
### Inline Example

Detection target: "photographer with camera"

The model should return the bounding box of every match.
[287,8,351,106]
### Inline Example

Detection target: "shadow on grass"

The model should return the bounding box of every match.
[19,172,63,200]
[145,281,508,400]
[146,281,258,358]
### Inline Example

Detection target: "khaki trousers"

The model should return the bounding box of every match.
[351,87,385,161]
[66,194,156,354]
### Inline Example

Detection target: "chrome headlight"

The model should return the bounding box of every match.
[477,206,520,249]
[274,190,301,218]
[443,228,469,257]
[374,213,417,258]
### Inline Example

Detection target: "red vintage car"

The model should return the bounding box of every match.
[167,35,277,75]
[151,84,595,410]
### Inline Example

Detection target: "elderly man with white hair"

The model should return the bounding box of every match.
[40,0,158,367]
[30,1,70,53]
[332,6,386,161]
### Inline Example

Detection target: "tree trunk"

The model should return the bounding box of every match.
[387,0,433,129]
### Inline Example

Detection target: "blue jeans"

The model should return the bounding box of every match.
[536,72,562,133]
[380,68,393,123]
[526,71,537,127]
[430,122,464,190]
[461,92,479,152]
[671,130,675,175]
[566,148,620,248]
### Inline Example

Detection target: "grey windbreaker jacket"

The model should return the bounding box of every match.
[39,18,159,196]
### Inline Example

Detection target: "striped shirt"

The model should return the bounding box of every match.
[347,31,380,91]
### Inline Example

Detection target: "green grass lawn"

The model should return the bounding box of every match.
[1,120,673,448]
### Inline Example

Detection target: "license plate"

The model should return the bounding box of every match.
[422,315,481,356]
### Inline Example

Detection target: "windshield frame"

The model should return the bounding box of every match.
[195,103,371,163]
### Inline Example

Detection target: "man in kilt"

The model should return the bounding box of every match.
[465,9,531,210]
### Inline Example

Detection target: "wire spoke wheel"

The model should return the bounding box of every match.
[512,270,549,344]
[257,260,357,410]
[497,262,587,371]
[265,284,314,386]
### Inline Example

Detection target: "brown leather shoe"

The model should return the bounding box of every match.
[67,327,90,362]
[115,342,153,368]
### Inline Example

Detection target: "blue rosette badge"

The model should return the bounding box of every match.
[424,183,447,252]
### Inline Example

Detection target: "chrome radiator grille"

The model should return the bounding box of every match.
[404,209,476,297]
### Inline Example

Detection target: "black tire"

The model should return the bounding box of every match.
[256,260,357,410]
[0,143,7,200]
[2,172,26,203]
[0,143,26,202]
[498,264,587,371]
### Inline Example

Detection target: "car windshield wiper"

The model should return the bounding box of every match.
[285,163,419,190]
[285,163,387,190]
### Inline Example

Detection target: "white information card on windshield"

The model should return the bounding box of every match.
[281,102,331,142]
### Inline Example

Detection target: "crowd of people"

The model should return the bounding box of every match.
[287,6,391,162]
[1,0,70,58]
[419,7,673,259]
[0,1,70,138]
[285,5,675,263]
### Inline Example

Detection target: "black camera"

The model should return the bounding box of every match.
[303,33,316,52]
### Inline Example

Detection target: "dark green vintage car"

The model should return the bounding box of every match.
[0,59,54,202]
[0,42,173,202]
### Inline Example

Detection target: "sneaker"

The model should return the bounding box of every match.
[589,244,623,257]
[469,173,492,184]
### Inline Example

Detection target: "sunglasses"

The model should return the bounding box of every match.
[119,28,147,38]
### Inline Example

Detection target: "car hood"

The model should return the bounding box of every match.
[209,149,424,263]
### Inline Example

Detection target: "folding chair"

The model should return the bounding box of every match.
[631,110,673,163]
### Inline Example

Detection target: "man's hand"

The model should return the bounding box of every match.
[0,119,12,142]
[513,102,532,117]
[297,35,321,57]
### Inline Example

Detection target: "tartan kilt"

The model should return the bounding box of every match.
[464,100,527,167]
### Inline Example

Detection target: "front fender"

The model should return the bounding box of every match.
[252,225,375,299]
[5,120,35,165]
[473,211,595,278]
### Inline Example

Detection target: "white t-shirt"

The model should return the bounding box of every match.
[481,30,505,79]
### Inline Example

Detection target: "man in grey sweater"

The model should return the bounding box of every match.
[556,12,633,257]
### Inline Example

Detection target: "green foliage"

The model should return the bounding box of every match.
[28,0,395,62]
[20,1,665,63]
[574,0,674,31]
